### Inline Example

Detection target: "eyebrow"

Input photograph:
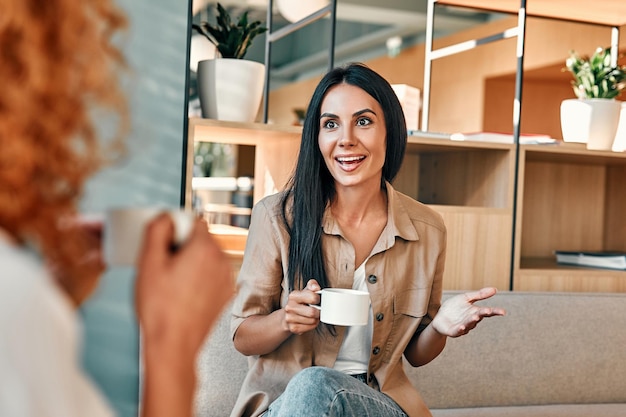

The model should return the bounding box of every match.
[319,108,377,119]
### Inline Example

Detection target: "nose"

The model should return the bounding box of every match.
[338,126,356,147]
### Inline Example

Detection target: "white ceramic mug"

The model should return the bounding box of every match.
[104,207,195,267]
[311,288,370,326]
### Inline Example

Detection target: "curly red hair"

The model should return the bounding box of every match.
[0,0,128,303]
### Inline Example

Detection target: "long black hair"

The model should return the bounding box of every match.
[281,62,407,292]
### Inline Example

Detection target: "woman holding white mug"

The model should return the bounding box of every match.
[230,63,505,417]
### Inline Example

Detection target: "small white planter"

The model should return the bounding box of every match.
[560,98,622,150]
[197,59,265,123]
[612,101,626,152]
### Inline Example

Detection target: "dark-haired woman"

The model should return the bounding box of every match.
[230,63,504,417]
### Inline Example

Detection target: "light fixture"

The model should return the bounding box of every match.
[277,0,329,23]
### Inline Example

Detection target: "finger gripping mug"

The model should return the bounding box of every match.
[311,288,370,326]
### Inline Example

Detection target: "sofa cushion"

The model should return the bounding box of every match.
[194,303,248,417]
[431,403,626,417]
[195,292,626,416]
[408,292,626,409]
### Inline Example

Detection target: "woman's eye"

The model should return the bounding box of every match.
[356,117,372,127]
[323,120,338,129]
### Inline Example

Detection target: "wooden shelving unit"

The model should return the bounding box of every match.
[187,1,626,293]
[185,118,301,273]
[185,118,301,209]
[395,136,515,291]
[422,0,626,292]
[514,143,626,292]
[187,125,626,293]
[188,119,517,292]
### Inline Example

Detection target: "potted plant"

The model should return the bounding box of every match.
[193,3,267,122]
[560,47,626,150]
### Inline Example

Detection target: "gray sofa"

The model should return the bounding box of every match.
[194,291,626,416]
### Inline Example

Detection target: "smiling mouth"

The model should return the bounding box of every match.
[336,156,365,165]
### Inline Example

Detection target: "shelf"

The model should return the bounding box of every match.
[516,257,626,292]
[186,118,301,209]
[398,131,515,291]
[520,257,626,274]
[209,223,247,260]
[515,143,626,293]
[398,139,514,209]
[438,0,626,27]
[398,139,515,291]
[190,118,302,145]
[522,143,626,165]
[428,0,626,293]
[407,132,514,152]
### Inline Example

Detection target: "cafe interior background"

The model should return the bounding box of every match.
[187,0,501,230]
[80,1,499,414]
[78,1,626,416]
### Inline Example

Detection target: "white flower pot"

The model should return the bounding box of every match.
[560,98,621,150]
[612,101,626,152]
[197,59,265,123]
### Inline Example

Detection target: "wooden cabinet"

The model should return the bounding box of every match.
[188,121,626,293]
[395,136,515,291]
[514,143,626,292]
[187,118,517,292]
[185,118,300,269]
[188,2,626,294]
[185,118,301,208]
[422,0,626,292]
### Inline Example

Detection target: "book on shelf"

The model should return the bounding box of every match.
[407,130,452,140]
[449,131,558,145]
[554,250,626,270]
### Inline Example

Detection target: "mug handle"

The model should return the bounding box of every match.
[308,290,323,310]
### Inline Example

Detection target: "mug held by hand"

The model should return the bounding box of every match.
[310,288,370,326]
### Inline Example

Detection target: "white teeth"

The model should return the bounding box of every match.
[337,156,364,162]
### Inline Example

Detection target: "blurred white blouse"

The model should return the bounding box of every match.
[0,229,113,417]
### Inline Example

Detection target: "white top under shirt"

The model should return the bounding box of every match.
[333,262,373,375]
[0,229,114,417]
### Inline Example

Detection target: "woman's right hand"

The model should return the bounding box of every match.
[233,279,322,356]
[283,279,322,335]
[135,213,234,417]
[135,213,234,354]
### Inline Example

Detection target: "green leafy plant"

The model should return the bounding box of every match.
[564,47,626,99]
[192,3,267,60]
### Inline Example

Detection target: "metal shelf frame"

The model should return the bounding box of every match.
[262,0,338,123]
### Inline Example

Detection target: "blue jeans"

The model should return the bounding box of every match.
[265,367,408,417]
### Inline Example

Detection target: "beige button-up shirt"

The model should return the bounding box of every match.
[230,182,447,417]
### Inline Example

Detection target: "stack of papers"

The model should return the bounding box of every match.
[450,132,557,144]
[554,251,626,270]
